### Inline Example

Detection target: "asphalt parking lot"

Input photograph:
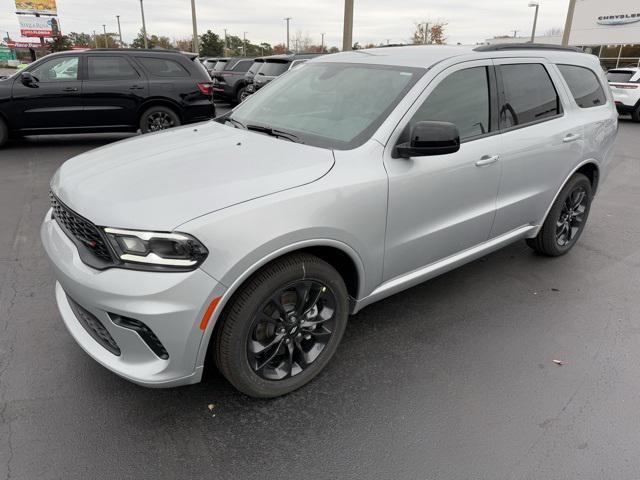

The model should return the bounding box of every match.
[0,119,639,480]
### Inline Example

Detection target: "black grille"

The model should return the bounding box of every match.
[67,296,121,356]
[50,192,114,264]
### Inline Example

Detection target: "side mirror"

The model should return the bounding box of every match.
[20,71,37,87]
[397,121,461,158]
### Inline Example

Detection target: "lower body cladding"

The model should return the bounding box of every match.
[41,212,226,388]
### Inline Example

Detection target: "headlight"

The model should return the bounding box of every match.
[104,227,208,271]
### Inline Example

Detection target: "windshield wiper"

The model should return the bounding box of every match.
[225,117,246,129]
[246,124,303,143]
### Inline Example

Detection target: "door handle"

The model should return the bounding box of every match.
[62,87,78,92]
[129,85,144,90]
[563,133,582,143]
[475,155,500,167]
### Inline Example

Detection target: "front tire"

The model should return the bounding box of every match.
[526,173,592,256]
[215,254,349,398]
[0,117,8,148]
[236,86,248,104]
[632,105,640,122]
[139,106,181,133]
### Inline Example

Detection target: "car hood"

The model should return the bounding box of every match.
[51,121,335,230]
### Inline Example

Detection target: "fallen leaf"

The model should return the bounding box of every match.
[553,359,566,366]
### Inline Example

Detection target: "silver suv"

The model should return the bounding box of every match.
[41,45,618,397]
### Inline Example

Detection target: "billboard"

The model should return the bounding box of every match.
[15,0,57,16]
[18,15,61,37]
[569,0,640,45]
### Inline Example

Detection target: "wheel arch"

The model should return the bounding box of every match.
[195,239,365,369]
[530,159,600,238]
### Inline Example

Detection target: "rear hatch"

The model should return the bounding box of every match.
[606,69,640,106]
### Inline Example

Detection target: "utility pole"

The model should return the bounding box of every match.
[243,32,247,56]
[342,0,354,51]
[528,2,540,43]
[139,0,148,49]
[511,29,519,38]
[284,17,292,53]
[93,30,98,48]
[321,32,325,52]
[102,24,108,48]
[116,15,123,47]
[224,28,228,54]
[562,0,577,46]
[190,0,199,54]
[423,22,429,44]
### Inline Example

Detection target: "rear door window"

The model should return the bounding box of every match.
[557,64,607,108]
[498,63,561,129]
[259,61,290,76]
[137,57,189,77]
[88,56,139,80]
[232,60,253,73]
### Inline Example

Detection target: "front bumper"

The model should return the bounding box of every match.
[41,211,226,388]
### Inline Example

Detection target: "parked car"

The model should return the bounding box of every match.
[606,67,640,121]
[201,57,221,77]
[0,49,215,147]
[42,44,617,398]
[239,58,265,101]
[211,56,256,103]
[244,54,322,99]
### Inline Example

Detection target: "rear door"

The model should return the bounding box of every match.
[82,55,147,128]
[490,59,585,236]
[11,54,83,130]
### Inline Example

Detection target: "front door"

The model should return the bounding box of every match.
[82,55,147,128]
[11,55,83,130]
[383,61,502,281]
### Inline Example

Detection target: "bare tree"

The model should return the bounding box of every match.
[545,27,564,36]
[411,20,448,45]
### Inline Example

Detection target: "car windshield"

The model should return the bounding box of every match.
[227,62,423,150]
[607,70,636,83]
[213,60,228,72]
[258,61,290,77]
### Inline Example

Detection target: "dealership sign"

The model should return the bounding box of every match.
[15,0,57,16]
[7,41,45,49]
[597,13,640,25]
[17,15,60,37]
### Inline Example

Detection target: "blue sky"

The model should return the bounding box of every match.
[0,0,570,47]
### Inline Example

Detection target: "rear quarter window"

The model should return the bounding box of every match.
[558,64,607,108]
[136,57,190,77]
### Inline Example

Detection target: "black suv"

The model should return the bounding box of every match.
[211,57,256,104]
[244,54,322,99]
[0,49,215,147]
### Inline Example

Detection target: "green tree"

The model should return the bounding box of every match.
[199,30,224,56]
[67,32,92,47]
[94,33,120,49]
[47,35,73,52]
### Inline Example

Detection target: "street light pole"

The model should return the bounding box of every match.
[93,30,98,49]
[284,17,291,53]
[562,0,577,46]
[528,2,539,43]
[102,24,108,48]
[116,15,123,47]
[342,0,354,51]
[139,0,148,49]
[191,0,199,54]
[423,22,429,44]
[243,32,248,56]
[321,32,325,52]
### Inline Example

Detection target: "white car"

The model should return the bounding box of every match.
[607,67,640,121]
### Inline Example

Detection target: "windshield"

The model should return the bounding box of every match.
[228,62,423,150]
[258,61,290,77]
[247,61,264,75]
[213,60,228,72]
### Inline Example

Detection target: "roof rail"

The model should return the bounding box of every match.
[474,43,583,53]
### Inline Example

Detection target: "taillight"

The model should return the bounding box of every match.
[197,82,214,96]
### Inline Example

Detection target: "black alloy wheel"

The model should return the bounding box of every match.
[555,185,588,247]
[139,106,181,134]
[247,280,337,380]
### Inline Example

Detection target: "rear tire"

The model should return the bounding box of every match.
[526,173,592,256]
[215,253,349,398]
[632,105,640,122]
[0,118,8,148]
[236,87,247,104]
[139,106,181,133]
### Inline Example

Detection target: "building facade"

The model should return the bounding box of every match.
[569,0,640,69]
